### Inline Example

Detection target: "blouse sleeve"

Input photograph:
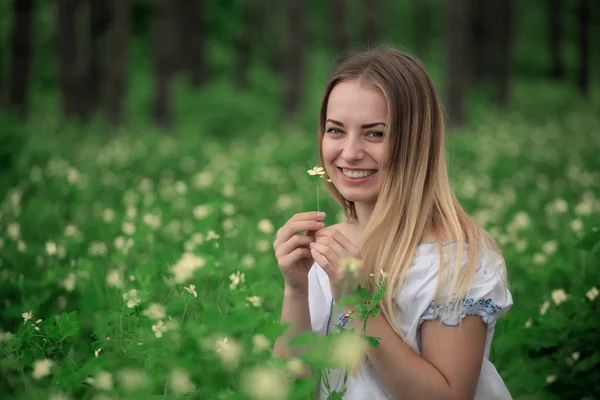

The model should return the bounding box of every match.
[419,250,513,327]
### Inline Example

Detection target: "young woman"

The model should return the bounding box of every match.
[273,47,513,400]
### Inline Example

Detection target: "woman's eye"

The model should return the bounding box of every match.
[326,128,344,135]
[368,131,384,138]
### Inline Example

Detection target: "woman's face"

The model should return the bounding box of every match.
[322,80,388,205]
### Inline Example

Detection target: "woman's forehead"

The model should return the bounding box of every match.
[326,81,388,123]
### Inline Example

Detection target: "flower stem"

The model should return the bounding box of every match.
[317,184,320,212]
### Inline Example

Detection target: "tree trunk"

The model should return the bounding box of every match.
[234,2,251,90]
[332,0,348,57]
[106,0,130,124]
[282,0,306,120]
[577,0,590,97]
[177,0,206,87]
[362,0,379,47]
[57,0,87,118]
[445,0,470,129]
[86,0,109,117]
[413,0,432,57]
[152,0,177,128]
[487,0,514,108]
[8,0,35,117]
[548,0,565,79]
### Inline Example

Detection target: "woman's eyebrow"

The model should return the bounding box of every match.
[325,119,386,129]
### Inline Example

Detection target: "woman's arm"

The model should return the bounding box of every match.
[348,308,487,400]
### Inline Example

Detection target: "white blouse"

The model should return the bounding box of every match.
[308,241,514,400]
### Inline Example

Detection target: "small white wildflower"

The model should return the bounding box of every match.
[586,286,599,301]
[46,241,58,256]
[551,289,568,306]
[257,219,274,234]
[307,166,325,176]
[22,311,33,324]
[152,320,168,338]
[539,301,550,315]
[143,303,167,320]
[32,358,53,379]
[94,348,102,358]
[256,239,270,253]
[61,273,77,292]
[533,253,547,265]
[184,284,198,298]
[572,352,580,361]
[284,358,307,376]
[117,368,148,392]
[168,368,196,395]
[193,205,211,220]
[241,365,289,400]
[106,270,123,289]
[524,318,533,328]
[246,296,262,307]
[122,289,141,308]
[122,222,136,236]
[545,374,557,384]
[229,271,245,290]
[242,255,256,268]
[252,334,271,353]
[570,218,583,234]
[215,336,242,369]
[542,240,558,255]
[222,203,235,215]
[7,223,20,240]
[222,184,235,197]
[206,230,220,241]
[94,370,113,391]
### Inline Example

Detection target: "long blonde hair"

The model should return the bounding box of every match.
[318,47,508,339]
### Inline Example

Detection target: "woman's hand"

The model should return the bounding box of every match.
[273,211,327,293]
[309,228,363,302]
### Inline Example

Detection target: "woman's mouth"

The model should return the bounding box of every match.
[338,168,378,183]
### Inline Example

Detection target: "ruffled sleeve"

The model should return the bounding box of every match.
[419,247,513,327]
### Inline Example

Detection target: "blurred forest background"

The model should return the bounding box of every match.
[1,1,600,399]
[0,0,597,132]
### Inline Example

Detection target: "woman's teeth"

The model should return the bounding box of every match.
[342,169,377,178]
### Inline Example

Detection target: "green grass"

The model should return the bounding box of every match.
[0,77,599,400]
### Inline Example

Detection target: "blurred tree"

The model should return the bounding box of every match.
[86,0,109,117]
[548,0,565,79]
[362,0,379,47]
[332,0,349,57]
[152,0,177,127]
[8,0,35,118]
[413,0,432,58]
[577,0,590,97]
[57,0,87,119]
[233,1,252,90]
[445,0,470,128]
[105,0,130,124]
[469,0,514,109]
[282,0,306,120]
[176,0,206,87]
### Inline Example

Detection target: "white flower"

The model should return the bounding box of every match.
[229,271,245,290]
[284,358,307,376]
[184,284,198,298]
[193,205,211,220]
[7,223,20,240]
[94,348,102,358]
[542,240,558,255]
[257,219,274,234]
[307,166,325,176]
[241,366,289,400]
[22,311,33,324]
[256,239,270,253]
[206,230,220,241]
[122,289,141,308]
[539,301,550,315]
[61,273,77,292]
[117,368,149,392]
[215,337,242,369]
[551,289,568,306]
[32,358,53,379]
[106,269,123,288]
[242,255,256,269]
[570,218,583,234]
[586,286,599,301]
[524,318,533,328]
[93,371,113,391]
[143,303,167,320]
[252,334,271,353]
[545,374,557,384]
[222,203,235,215]
[152,320,168,338]
[572,352,580,361]
[170,253,206,283]
[168,368,195,395]
[246,296,263,307]
[533,253,547,265]
[46,241,58,256]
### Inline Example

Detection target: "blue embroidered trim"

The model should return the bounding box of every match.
[422,297,503,326]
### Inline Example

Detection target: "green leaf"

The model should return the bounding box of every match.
[362,334,381,348]
[288,331,320,349]
[57,312,80,339]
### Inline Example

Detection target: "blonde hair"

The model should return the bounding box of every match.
[317,47,508,339]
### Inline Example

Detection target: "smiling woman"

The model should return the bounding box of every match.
[272,46,513,400]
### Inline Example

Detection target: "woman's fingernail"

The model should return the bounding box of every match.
[317,222,325,228]
[317,212,326,217]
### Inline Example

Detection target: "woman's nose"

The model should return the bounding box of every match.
[341,135,365,161]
